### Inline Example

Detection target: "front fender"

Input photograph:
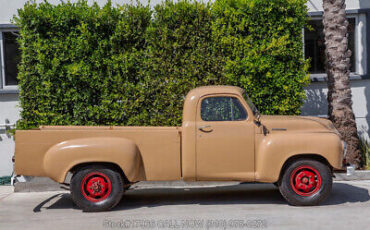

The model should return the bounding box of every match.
[255,132,343,182]
[43,137,146,183]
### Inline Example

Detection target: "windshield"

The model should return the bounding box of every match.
[243,93,259,116]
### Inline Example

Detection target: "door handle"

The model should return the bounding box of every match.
[198,125,213,133]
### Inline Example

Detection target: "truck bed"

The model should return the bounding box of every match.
[15,126,182,181]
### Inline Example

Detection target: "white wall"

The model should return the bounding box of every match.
[307,0,362,12]
[359,0,370,9]
[307,0,370,12]
[0,94,19,176]
[302,80,370,142]
[304,0,370,142]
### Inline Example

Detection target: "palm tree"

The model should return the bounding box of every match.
[322,0,362,168]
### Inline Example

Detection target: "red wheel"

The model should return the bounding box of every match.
[81,172,112,202]
[278,159,332,206]
[71,166,124,212]
[289,165,322,196]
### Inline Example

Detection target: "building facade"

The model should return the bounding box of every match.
[0,0,369,177]
[301,0,370,143]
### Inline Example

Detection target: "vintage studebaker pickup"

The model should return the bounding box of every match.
[14,86,346,211]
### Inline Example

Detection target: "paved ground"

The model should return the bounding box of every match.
[1,181,370,230]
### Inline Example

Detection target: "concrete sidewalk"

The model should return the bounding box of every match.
[0,185,13,200]
[1,180,370,230]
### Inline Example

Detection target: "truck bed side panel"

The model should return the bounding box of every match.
[15,126,181,181]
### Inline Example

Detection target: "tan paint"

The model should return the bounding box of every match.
[14,86,345,184]
[15,127,181,182]
[195,93,255,181]
[254,115,343,182]
[255,131,343,182]
[43,137,144,182]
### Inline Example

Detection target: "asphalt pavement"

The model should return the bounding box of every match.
[1,180,370,230]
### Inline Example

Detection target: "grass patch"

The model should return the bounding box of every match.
[0,176,11,185]
[360,138,370,169]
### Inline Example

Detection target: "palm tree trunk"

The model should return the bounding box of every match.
[322,0,362,168]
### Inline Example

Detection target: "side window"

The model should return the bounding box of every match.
[1,31,20,88]
[201,96,247,121]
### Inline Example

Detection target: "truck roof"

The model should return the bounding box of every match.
[188,85,244,97]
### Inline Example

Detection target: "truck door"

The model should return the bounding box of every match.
[196,95,255,181]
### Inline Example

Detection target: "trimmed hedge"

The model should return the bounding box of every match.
[0,176,11,185]
[213,0,310,114]
[15,0,309,129]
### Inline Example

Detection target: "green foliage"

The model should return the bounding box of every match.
[141,0,224,125]
[212,0,310,114]
[15,0,309,129]
[360,138,370,169]
[0,176,11,185]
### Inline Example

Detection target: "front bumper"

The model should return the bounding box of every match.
[341,141,356,175]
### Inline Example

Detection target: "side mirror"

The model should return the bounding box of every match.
[256,113,261,122]
[254,116,261,127]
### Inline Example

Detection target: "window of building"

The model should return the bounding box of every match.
[304,18,356,74]
[1,31,20,88]
[201,97,247,121]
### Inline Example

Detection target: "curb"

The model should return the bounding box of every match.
[13,171,370,192]
[14,177,64,192]
[334,171,370,181]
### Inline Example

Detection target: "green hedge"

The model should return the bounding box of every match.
[0,176,11,185]
[15,0,309,129]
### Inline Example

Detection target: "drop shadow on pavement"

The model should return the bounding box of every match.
[33,182,370,212]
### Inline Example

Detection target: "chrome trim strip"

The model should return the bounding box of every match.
[271,128,287,131]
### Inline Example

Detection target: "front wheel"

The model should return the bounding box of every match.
[278,159,332,206]
[70,165,124,212]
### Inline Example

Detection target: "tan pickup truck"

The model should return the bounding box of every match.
[14,86,346,211]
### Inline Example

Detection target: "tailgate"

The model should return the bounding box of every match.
[14,129,57,177]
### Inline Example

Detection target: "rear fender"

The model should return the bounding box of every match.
[43,137,145,183]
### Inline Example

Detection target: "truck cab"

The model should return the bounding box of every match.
[182,86,256,181]
[182,86,343,182]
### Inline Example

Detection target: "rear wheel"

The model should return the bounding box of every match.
[70,165,124,212]
[278,159,332,206]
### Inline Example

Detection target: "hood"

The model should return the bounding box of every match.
[260,115,339,134]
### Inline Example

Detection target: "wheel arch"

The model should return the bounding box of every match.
[277,154,333,184]
[43,137,146,183]
[68,162,130,185]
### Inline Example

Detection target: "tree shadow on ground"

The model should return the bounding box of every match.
[33,182,370,212]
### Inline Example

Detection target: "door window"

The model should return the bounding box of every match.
[201,97,247,121]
